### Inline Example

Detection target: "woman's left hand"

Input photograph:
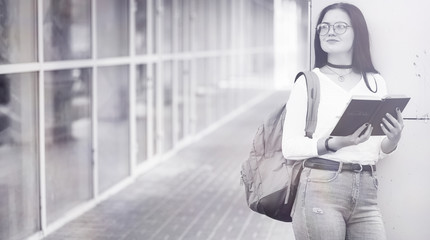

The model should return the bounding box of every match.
[381,108,404,144]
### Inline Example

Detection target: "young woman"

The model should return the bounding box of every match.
[282,3,403,240]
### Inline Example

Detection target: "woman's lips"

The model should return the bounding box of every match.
[326,39,339,43]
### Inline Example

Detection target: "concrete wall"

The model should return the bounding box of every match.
[310,1,430,239]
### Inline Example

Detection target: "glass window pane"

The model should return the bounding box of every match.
[178,0,190,52]
[209,58,220,122]
[177,61,185,140]
[206,0,217,50]
[218,57,231,116]
[163,61,173,151]
[196,59,209,132]
[44,68,93,223]
[161,0,173,53]
[0,73,39,240]
[181,60,191,138]
[0,0,37,64]
[97,66,130,192]
[135,0,147,55]
[44,0,92,61]
[151,66,158,156]
[97,0,129,58]
[193,0,207,51]
[225,56,236,113]
[136,65,147,163]
[223,0,232,50]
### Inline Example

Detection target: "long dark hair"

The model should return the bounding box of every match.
[314,3,378,92]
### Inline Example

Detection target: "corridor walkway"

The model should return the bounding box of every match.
[44,91,295,240]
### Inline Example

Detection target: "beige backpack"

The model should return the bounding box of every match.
[240,71,320,222]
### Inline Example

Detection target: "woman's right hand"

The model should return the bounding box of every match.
[330,123,373,151]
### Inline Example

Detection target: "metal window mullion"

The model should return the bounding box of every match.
[171,0,179,145]
[189,61,196,135]
[146,0,154,159]
[219,0,226,117]
[37,70,47,235]
[239,0,245,88]
[181,0,190,138]
[91,0,99,198]
[240,0,246,103]
[0,62,41,75]
[172,61,178,145]
[205,1,213,125]
[146,63,154,158]
[229,0,235,105]
[129,0,137,175]
[220,0,226,51]
[155,0,164,154]
[229,1,236,108]
[36,0,47,234]
[189,0,197,135]
[0,47,275,75]
[147,0,154,55]
[155,63,164,154]
[219,0,227,115]
[182,60,190,137]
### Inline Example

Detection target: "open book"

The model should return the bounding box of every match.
[330,95,411,136]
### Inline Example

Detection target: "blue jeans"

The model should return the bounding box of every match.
[292,166,386,240]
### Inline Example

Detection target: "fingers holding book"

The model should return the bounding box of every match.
[353,123,373,145]
[381,108,404,143]
[332,123,373,150]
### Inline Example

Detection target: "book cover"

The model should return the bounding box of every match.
[330,96,410,136]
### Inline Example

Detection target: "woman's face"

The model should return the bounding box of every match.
[319,9,354,55]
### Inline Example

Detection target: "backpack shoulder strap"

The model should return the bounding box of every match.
[294,71,320,138]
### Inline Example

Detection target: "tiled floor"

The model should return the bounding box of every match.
[44,91,295,240]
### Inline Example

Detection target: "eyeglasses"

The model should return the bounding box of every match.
[316,22,351,36]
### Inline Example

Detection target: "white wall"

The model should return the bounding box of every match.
[311,1,430,239]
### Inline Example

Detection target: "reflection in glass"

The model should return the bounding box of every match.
[0,73,39,240]
[136,65,147,163]
[221,0,232,50]
[97,66,130,192]
[163,61,173,151]
[0,0,37,64]
[44,68,92,224]
[44,0,92,61]
[135,0,147,55]
[208,58,220,122]
[206,0,218,51]
[193,0,207,51]
[177,0,185,52]
[161,0,173,53]
[195,59,209,132]
[152,66,158,155]
[218,56,231,116]
[97,0,129,58]
[177,61,186,140]
[225,56,236,114]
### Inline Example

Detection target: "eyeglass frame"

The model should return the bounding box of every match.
[316,22,352,36]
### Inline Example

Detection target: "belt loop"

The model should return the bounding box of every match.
[370,164,375,176]
[337,161,343,173]
[302,158,308,169]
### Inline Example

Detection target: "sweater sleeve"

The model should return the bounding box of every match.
[282,76,319,160]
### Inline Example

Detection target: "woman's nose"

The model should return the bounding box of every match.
[327,25,336,35]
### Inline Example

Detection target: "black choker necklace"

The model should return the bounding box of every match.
[327,62,352,69]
